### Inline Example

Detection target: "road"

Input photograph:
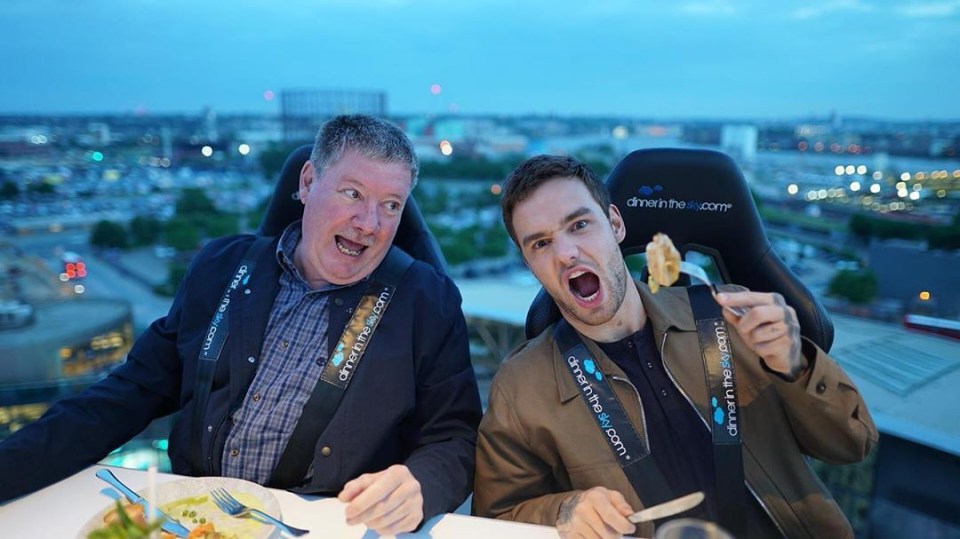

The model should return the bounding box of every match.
[5,231,173,334]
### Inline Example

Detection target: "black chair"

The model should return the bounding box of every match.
[257,144,447,273]
[525,148,835,352]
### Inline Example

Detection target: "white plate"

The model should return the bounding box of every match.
[77,476,282,539]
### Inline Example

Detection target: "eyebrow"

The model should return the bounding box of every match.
[520,206,593,248]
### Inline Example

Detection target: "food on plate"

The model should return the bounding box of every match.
[87,501,160,539]
[645,232,681,293]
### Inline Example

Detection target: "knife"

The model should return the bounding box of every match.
[95,468,192,538]
[628,491,705,524]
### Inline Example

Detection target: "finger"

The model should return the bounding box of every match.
[735,304,783,335]
[371,505,422,536]
[753,335,794,365]
[715,291,774,308]
[348,488,406,526]
[344,473,403,522]
[580,503,623,539]
[750,321,787,345]
[338,471,379,503]
[608,490,635,517]
[594,500,635,536]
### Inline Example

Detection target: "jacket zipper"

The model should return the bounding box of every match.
[659,330,789,539]
[609,375,651,450]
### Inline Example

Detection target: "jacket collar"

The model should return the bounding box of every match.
[552,279,698,403]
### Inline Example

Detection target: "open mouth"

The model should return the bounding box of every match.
[568,269,601,302]
[336,236,367,257]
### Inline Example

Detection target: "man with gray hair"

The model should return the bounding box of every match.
[0,115,482,535]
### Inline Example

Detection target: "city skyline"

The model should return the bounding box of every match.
[2,0,959,120]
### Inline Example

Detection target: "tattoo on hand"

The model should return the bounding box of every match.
[557,492,582,527]
[775,294,803,374]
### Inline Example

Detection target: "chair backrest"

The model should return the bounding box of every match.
[257,144,447,273]
[525,148,835,352]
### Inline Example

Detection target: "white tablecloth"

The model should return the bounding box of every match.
[0,465,560,539]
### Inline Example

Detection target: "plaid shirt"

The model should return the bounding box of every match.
[221,222,345,484]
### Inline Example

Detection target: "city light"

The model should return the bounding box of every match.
[896,182,906,190]
[856,165,867,175]
[913,183,923,191]
[954,170,960,178]
[919,291,931,301]
[439,140,453,156]
[787,184,799,195]
[872,171,882,180]
[263,90,275,101]
[898,189,908,198]
[806,190,818,201]
[490,184,502,195]
[849,181,861,192]
[909,191,920,200]
[817,189,828,199]
[901,172,911,181]
[916,172,926,180]
[201,145,214,157]
[938,190,947,197]
[612,125,629,139]
[238,143,251,155]
[834,165,844,175]
[430,84,442,95]
[845,165,855,175]
[870,184,881,194]
[91,151,104,162]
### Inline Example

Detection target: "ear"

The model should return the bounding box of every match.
[298,161,315,204]
[609,204,627,243]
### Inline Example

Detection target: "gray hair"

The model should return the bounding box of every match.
[310,114,419,189]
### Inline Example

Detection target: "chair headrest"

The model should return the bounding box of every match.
[257,144,447,273]
[525,148,834,352]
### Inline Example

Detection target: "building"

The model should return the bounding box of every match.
[280,89,388,142]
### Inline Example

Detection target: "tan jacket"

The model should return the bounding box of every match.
[474,282,878,538]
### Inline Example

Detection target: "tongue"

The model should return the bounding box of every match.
[338,236,365,251]
[571,273,600,298]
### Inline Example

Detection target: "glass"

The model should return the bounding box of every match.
[654,518,735,539]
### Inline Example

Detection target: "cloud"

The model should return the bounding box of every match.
[678,1,738,16]
[790,0,873,20]
[895,0,960,17]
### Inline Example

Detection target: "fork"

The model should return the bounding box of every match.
[210,487,309,536]
[679,261,747,317]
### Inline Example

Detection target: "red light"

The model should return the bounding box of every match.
[66,263,76,272]
[67,269,76,279]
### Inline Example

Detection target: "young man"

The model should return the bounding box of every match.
[0,115,482,535]
[474,155,877,538]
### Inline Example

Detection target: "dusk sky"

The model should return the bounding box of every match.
[2,0,958,120]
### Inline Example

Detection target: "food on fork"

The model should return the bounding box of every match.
[645,232,681,293]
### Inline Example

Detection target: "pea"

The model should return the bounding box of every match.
[189,510,197,517]
[182,510,189,516]
[199,517,207,524]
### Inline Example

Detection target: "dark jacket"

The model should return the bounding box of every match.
[0,234,482,521]
[474,281,877,539]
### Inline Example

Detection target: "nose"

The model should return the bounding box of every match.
[353,203,381,235]
[553,234,579,265]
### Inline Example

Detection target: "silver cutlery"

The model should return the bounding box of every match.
[210,487,309,536]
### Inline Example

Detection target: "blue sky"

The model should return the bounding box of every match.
[2,0,958,120]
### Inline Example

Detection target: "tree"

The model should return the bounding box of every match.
[259,142,303,180]
[827,269,878,305]
[164,217,200,252]
[0,180,19,200]
[175,188,217,216]
[129,216,163,246]
[90,220,130,249]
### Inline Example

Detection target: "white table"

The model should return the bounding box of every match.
[0,465,560,539]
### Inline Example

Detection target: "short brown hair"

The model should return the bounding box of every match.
[500,155,610,245]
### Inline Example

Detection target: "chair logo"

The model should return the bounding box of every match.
[583,359,604,381]
[625,184,734,213]
[637,184,664,197]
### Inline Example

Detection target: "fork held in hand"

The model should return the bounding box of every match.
[210,487,309,536]
[679,261,748,318]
